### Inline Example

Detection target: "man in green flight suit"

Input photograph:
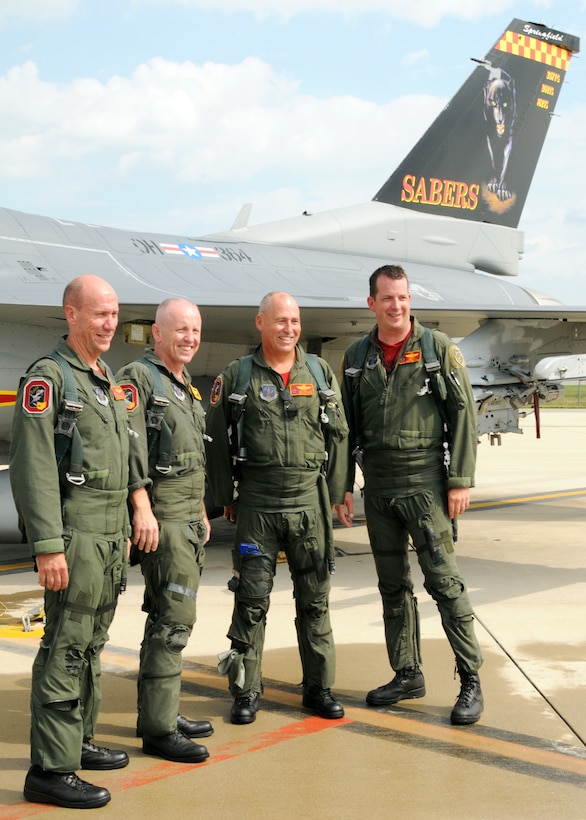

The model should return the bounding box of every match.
[205,291,351,724]
[335,265,484,725]
[10,274,130,810]
[117,298,211,764]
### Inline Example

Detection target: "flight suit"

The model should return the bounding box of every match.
[340,318,483,674]
[117,350,207,737]
[9,337,130,773]
[205,345,348,697]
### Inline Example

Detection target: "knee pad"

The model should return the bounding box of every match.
[237,553,274,599]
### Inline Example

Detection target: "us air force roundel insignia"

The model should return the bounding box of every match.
[449,345,466,369]
[120,384,138,412]
[172,383,185,401]
[93,387,109,406]
[23,378,52,415]
[260,384,278,402]
[210,376,223,405]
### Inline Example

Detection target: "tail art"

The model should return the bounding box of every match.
[374,19,580,229]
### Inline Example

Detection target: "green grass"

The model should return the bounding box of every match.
[543,385,586,408]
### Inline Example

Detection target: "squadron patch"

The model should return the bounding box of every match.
[172,383,186,401]
[23,378,52,415]
[210,376,223,405]
[366,353,379,370]
[398,350,422,365]
[260,384,278,402]
[190,385,202,401]
[120,384,138,412]
[289,383,314,397]
[93,387,109,406]
[449,345,466,369]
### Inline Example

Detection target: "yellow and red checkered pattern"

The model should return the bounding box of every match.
[497,30,572,71]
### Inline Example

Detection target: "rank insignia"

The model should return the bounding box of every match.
[290,383,314,396]
[93,387,109,406]
[111,384,126,401]
[210,376,223,405]
[399,350,422,365]
[190,385,202,401]
[120,384,138,412]
[23,378,52,415]
[173,383,185,400]
[260,384,278,402]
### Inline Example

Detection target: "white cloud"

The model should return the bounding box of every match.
[0,0,78,26]
[0,55,440,198]
[137,0,515,25]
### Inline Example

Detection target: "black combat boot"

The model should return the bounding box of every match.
[366,666,426,706]
[451,669,483,725]
[231,692,261,725]
[23,766,111,809]
[302,687,345,719]
[142,730,209,763]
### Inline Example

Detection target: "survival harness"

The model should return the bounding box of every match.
[228,353,336,468]
[45,350,114,486]
[345,327,452,476]
[138,357,174,475]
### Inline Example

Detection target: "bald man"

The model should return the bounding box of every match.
[117,298,212,765]
[205,292,350,725]
[10,275,130,809]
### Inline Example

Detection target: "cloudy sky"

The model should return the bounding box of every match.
[0,0,585,304]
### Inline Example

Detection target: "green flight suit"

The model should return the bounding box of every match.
[340,319,483,674]
[205,345,348,696]
[117,350,207,737]
[9,337,130,773]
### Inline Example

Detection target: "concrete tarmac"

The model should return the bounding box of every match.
[0,409,585,819]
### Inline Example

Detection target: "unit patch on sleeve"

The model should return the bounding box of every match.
[449,345,466,369]
[22,378,52,415]
[120,384,138,412]
[210,376,223,405]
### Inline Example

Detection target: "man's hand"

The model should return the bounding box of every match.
[223,504,236,523]
[334,491,354,528]
[36,552,69,591]
[129,487,159,553]
[201,501,211,546]
[447,487,470,519]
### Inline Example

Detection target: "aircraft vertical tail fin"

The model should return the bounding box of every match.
[374,19,580,229]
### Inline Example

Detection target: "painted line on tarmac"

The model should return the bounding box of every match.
[469,488,586,510]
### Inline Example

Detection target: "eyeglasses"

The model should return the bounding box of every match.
[279,388,298,418]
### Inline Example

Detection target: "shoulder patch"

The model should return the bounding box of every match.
[210,376,223,405]
[449,345,466,369]
[120,383,139,412]
[22,377,52,415]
